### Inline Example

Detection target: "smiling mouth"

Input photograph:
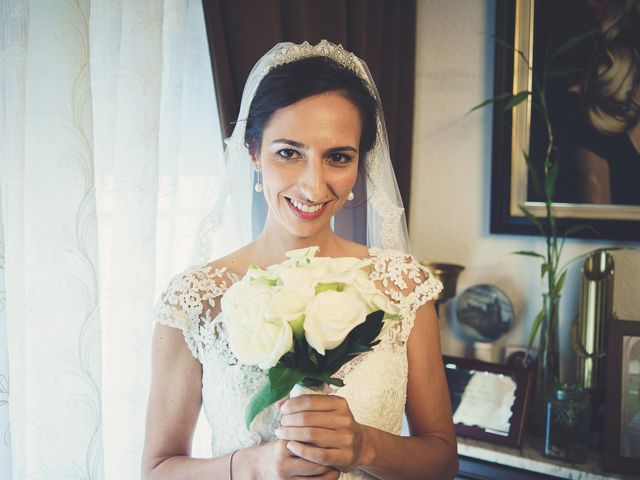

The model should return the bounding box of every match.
[285,197,329,219]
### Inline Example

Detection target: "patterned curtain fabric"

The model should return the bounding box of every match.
[0,0,222,478]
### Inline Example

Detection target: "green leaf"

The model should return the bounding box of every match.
[503,91,531,110]
[348,310,385,346]
[524,151,545,201]
[545,160,560,200]
[489,34,531,68]
[540,263,550,278]
[527,308,545,351]
[325,376,345,387]
[518,204,546,236]
[512,250,545,260]
[268,365,305,389]
[468,92,513,114]
[551,270,567,299]
[548,30,596,66]
[246,383,293,428]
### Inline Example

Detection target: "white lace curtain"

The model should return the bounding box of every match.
[0,0,225,477]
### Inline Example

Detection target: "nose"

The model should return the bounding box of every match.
[298,156,329,202]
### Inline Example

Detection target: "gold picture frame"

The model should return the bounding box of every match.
[490,0,640,240]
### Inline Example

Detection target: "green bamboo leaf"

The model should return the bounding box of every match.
[545,160,560,199]
[513,250,546,260]
[540,263,550,278]
[524,151,545,200]
[490,34,531,68]
[503,91,531,110]
[559,224,599,256]
[468,92,513,114]
[547,30,596,66]
[246,383,294,428]
[268,365,305,389]
[527,308,545,350]
[551,270,567,299]
[558,247,623,276]
[518,205,546,236]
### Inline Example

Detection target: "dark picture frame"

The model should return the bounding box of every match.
[604,319,640,474]
[443,355,533,448]
[490,0,640,241]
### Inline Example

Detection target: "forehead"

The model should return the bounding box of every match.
[262,92,362,147]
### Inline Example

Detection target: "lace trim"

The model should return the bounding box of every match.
[153,249,442,362]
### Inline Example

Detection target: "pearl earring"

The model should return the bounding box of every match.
[347,191,354,201]
[254,169,263,193]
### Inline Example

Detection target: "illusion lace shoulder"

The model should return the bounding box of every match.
[152,248,442,479]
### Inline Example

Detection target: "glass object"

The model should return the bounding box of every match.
[530,293,560,437]
[545,385,591,462]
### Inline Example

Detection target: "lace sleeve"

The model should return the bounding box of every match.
[370,249,443,345]
[152,264,235,362]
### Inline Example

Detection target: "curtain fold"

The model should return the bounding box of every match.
[0,0,223,477]
[202,0,417,218]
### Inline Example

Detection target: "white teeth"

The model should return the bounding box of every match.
[290,198,323,213]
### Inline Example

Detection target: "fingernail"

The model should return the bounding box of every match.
[286,441,298,454]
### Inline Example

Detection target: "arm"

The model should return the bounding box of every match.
[360,301,458,479]
[142,325,339,480]
[142,324,236,479]
[278,301,459,480]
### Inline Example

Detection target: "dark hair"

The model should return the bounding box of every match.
[244,56,378,171]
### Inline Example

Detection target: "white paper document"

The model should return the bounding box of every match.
[452,371,516,436]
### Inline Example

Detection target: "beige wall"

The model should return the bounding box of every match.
[409,0,640,380]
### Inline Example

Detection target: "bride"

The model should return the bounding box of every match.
[142,41,458,480]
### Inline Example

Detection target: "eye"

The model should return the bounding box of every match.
[328,152,354,164]
[276,148,299,159]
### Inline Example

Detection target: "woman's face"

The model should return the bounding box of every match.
[252,91,362,240]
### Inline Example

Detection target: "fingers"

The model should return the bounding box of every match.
[286,440,356,471]
[282,394,348,415]
[290,469,340,480]
[276,426,353,449]
[280,411,352,429]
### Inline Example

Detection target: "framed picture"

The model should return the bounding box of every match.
[443,355,533,448]
[604,319,640,474]
[490,0,640,241]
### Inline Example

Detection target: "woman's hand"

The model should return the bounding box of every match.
[252,439,340,479]
[276,394,372,473]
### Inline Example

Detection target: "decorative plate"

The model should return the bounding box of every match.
[456,284,514,342]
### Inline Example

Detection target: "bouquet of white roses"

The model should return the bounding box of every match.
[220,246,399,428]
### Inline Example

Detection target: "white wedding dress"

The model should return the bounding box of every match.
[153,247,442,479]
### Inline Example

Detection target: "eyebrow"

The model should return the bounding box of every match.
[271,138,358,154]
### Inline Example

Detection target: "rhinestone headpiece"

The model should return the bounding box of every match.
[266,40,374,93]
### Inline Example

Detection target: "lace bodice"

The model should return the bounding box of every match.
[153,248,442,479]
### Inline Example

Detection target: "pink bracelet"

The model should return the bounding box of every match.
[228,449,238,480]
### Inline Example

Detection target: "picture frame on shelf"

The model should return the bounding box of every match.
[490,0,640,241]
[443,355,533,448]
[604,319,640,474]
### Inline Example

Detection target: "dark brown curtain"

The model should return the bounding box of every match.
[202,0,417,229]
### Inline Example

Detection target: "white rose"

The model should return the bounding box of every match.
[222,282,293,369]
[303,289,368,355]
[352,272,399,315]
[278,267,317,302]
[266,289,307,336]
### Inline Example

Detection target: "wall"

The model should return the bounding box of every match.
[409,0,640,381]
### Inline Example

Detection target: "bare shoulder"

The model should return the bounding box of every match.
[204,243,254,278]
